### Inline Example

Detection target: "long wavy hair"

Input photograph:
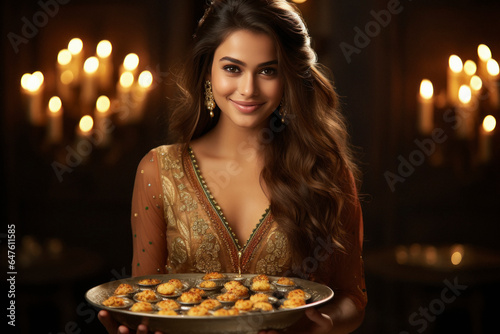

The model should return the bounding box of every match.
[168,0,361,278]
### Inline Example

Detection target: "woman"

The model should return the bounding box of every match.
[99,0,366,333]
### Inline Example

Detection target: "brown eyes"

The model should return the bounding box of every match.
[222,65,277,76]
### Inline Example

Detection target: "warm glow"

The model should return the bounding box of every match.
[449,55,463,73]
[463,60,477,76]
[96,95,111,113]
[60,70,74,85]
[123,53,139,71]
[79,115,94,132]
[424,246,437,265]
[83,57,99,74]
[458,85,472,104]
[451,252,462,265]
[138,70,153,88]
[20,73,32,90]
[483,115,496,133]
[419,79,433,99]
[96,40,112,58]
[470,75,482,91]
[478,44,492,61]
[487,59,500,76]
[68,38,83,55]
[409,243,421,257]
[395,246,408,265]
[57,49,72,66]
[292,0,307,3]
[21,72,44,92]
[119,72,134,88]
[48,96,62,113]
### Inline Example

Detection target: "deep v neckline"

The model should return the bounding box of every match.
[186,146,270,253]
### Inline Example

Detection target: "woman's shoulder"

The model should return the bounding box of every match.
[136,143,184,172]
[149,143,184,157]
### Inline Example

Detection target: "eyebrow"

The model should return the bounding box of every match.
[219,56,278,67]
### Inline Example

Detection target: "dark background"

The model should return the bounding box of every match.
[2,0,500,333]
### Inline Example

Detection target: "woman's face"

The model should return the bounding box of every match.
[209,29,284,130]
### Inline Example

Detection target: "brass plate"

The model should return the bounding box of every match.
[85,273,334,334]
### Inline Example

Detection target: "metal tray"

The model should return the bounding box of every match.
[85,273,334,334]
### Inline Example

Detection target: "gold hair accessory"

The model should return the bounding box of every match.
[204,80,215,118]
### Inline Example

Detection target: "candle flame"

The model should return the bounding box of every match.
[123,53,139,71]
[96,95,111,113]
[96,40,112,58]
[68,38,83,55]
[483,115,496,132]
[449,55,463,73]
[451,252,462,266]
[463,60,477,76]
[487,59,499,76]
[60,70,74,85]
[57,49,72,66]
[138,70,153,88]
[470,75,482,91]
[477,44,492,61]
[292,0,307,3]
[458,85,472,104]
[419,79,433,99]
[79,115,94,132]
[21,72,44,92]
[48,96,62,113]
[84,56,99,74]
[119,72,134,88]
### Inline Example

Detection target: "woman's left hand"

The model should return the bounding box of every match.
[258,308,333,334]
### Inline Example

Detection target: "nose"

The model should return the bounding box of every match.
[238,73,257,97]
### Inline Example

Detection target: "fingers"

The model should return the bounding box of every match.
[304,308,333,332]
[98,310,120,334]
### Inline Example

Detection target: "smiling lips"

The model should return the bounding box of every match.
[230,100,265,114]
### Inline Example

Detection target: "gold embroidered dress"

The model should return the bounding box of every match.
[131,144,367,309]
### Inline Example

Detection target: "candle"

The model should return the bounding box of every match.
[479,115,496,163]
[470,75,482,96]
[47,96,63,143]
[95,95,112,147]
[447,55,463,106]
[117,71,134,122]
[463,60,477,83]
[477,44,492,81]
[20,71,44,125]
[81,56,100,109]
[133,70,153,120]
[120,53,139,76]
[456,85,475,139]
[96,40,113,92]
[418,79,434,135]
[75,115,94,160]
[68,38,83,84]
[56,49,73,103]
[486,58,499,109]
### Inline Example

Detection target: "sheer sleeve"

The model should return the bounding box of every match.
[131,149,167,277]
[329,180,367,310]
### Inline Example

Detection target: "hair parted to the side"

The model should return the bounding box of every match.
[168,0,361,280]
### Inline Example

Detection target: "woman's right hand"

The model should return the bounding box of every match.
[98,310,164,334]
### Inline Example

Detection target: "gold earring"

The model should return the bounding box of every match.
[279,101,287,123]
[204,80,215,118]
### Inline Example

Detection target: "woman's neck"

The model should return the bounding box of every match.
[194,118,267,162]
